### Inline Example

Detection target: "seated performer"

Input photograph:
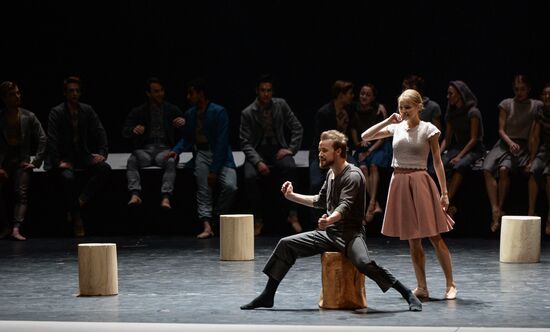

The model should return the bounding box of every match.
[0,81,47,240]
[440,80,485,219]
[241,130,422,311]
[45,76,111,237]
[167,78,237,238]
[240,74,304,235]
[483,74,541,232]
[122,78,185,209]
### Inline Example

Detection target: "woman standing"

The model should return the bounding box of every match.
[362,89,457,300]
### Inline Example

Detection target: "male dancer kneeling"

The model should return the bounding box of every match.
[241,130,422,311]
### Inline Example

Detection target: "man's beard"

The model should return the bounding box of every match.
[319,158,333,170]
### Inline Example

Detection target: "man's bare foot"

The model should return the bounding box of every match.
[160,197,171,210]
[128,195,142,206]
[197,221,214,239]
[11,227,26,241]
[196,230,214,239]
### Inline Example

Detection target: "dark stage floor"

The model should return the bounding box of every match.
[0,235,549,330]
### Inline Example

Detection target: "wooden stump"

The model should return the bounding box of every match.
[220,214,254,261]
[500,216,541,263]
[78,243,118,296]
[319,252,367,309]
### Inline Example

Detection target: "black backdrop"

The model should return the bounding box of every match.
[2,0,550,236]
[2,0,550,151]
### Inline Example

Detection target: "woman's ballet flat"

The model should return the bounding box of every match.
[413,287,429,299]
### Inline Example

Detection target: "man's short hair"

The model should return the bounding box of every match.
[146,77,163,92]
[257,74,274,88]
[361,82,378,97]
[331,80,353,100]
[0,81,18,98]
[188,77,208,98]
[63,76,82,91]
[402,75,425,94]
[320,130,348,158]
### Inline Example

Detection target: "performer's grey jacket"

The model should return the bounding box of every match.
[313,164,366,245]
[121,101,183,149]
[45,102,108,170]
[0,108,47,168]
[240,97,303,165]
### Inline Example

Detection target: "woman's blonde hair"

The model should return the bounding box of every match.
[398,89,424,112]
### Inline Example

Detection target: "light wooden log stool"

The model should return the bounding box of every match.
[78,243,118,296]
[500,216,541,263]
[220,214,254,261]
[319,252,367,309]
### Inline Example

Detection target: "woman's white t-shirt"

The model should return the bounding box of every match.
[386,121,440,169]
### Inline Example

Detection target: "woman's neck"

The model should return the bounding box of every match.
[407,116,420,128]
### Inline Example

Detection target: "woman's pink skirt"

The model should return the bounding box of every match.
[382,169,454,240]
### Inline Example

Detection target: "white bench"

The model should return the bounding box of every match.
[33,150,310,171]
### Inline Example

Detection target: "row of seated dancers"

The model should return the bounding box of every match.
[1,74,550,241]
[308,75,550,237]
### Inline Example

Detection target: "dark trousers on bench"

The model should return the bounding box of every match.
[50,160,111,218]
[0,157,32,229]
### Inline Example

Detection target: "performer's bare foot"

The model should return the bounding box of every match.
[197,221,214,239]
[490,208,502,232]
[365,205,375,223]
[128,194,142,206]
[11,227,26,241]
[160,197,171,210]
[365,201,382,223]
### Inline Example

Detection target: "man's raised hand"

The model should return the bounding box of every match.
[281,181,293,198]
